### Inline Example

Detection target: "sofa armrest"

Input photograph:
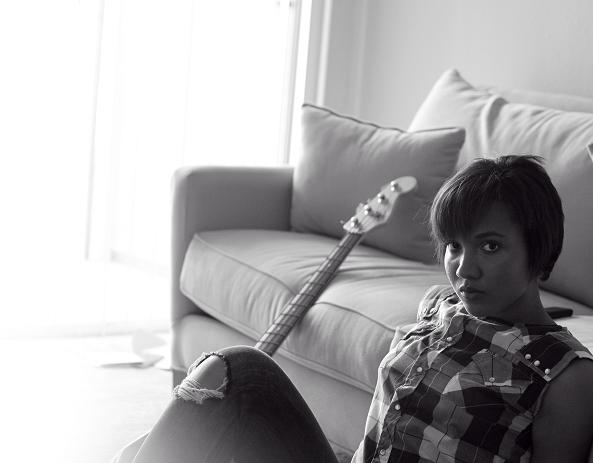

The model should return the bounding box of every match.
[171,165,293,324]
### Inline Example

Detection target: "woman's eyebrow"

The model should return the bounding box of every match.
[473,231,506,239]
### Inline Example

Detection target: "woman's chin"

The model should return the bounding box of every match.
[460,296,491,317]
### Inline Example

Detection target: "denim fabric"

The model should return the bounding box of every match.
[131,346,338,463]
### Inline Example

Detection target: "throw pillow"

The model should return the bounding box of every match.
[290,104,465,263]
[409,69,593,307]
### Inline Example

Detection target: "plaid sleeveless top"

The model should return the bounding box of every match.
[352,285,593,463]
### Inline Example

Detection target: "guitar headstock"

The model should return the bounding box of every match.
[343,176,417,234]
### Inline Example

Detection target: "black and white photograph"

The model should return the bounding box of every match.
[1,1,593,462]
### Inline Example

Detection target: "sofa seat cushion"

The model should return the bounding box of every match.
[180,229,448,391]
[180,229,593,391]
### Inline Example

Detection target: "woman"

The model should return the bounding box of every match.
[120,155,593,463]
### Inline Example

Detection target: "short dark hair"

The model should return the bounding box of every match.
[430,155,564,281]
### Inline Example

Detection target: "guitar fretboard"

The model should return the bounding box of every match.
[255,232,363,356]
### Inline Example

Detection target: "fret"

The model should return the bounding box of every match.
[296,288,322,297]
[283,305,308,316]
[276,312,302,319]
[259,336,282,344]
[262,334,287,344]
[266,320,293,328]
[257,340,281,349]
[301,280,327,288]
[279,306,306,315]
[287,296,316,306]
[273,313,302,323]
[296,288,322,296]
[261,327,288,336]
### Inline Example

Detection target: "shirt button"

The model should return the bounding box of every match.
[395,404,401,410]
[544,368,551,375]
[446,336,453,342]
[525,353,532,360]
[534,360,541,367]
[416,366,423,373]
[379,449,386,456]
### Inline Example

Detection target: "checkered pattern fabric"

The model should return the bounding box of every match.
[352,285,593,463]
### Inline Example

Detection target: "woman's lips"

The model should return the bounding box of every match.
[459,287,484,301]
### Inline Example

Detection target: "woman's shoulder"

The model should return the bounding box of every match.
[531,358,593,461]
[516,327,593,385]
[420,284,456,302]
[552,328,593,358]
[417,285,458,320]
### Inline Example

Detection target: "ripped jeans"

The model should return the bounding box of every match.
[122,345,339,463]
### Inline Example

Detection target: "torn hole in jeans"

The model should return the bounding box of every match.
[173,352,229,404]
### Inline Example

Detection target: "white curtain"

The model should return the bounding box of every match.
[0,1,104,336]
[0,0,310,336]
[86,0,310,332]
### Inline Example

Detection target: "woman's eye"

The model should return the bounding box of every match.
[481,241,500,253]
[446,241,461,252]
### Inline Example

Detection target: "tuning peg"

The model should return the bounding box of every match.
[377,193,387,204]
[363,204,383,219]
[390,180,402,192]
[350,217,360,228]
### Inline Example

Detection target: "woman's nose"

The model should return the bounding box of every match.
[456,251,481,280]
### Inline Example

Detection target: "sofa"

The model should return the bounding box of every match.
[170,69,593,459]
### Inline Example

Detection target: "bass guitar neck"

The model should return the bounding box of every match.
[254,176,417,356]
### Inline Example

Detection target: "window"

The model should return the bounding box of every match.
[85,0,311,331]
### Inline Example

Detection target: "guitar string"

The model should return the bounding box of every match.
[262,233,362,338]
[257,195,398,351]
[272,234,361,308]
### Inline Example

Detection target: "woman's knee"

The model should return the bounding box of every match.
[174,352,229,404]
[174,346,268,405]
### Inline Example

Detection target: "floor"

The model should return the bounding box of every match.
[0,334,172,463]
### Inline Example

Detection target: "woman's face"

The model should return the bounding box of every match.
[444,201,543,323]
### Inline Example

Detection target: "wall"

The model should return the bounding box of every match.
[305,0,368,116]
[318,0,593,128]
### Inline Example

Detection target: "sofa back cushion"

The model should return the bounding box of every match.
[290,104,465,264]
[409,69,593,308]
